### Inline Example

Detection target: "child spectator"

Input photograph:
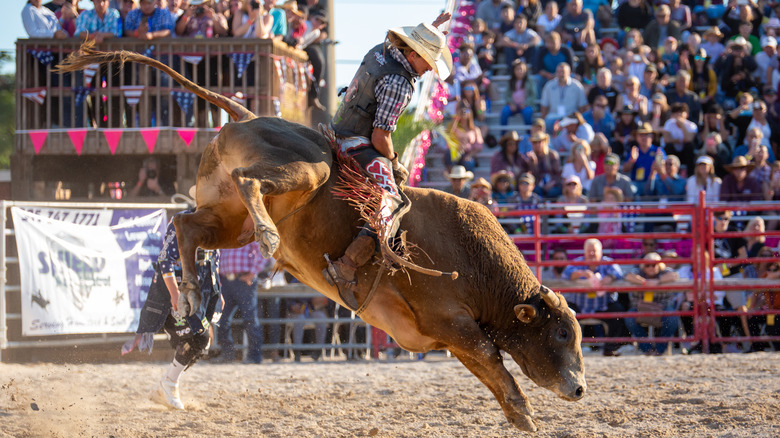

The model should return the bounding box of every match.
[499,59,537,128]
[527,131,563,198]
[491,171,518,204]
[535,1,560,35]
[589,133,611,176]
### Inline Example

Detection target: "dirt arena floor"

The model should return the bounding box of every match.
[1,352,778,437]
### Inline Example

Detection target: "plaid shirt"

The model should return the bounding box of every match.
[373,44,417,132]
[75,8,122,38]
[219,242,268,275]
[123,7,174,34]
[561,256,624,313]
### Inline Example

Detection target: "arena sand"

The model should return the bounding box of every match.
[1,352,778,437]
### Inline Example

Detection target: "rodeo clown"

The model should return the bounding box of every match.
[122,197,221,410]
[323,12,453,308]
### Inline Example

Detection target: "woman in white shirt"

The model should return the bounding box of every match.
[686,155,722,204]
[562,139,596,193]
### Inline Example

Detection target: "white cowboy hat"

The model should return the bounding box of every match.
[388,22,453,79]
[446,165,474,181]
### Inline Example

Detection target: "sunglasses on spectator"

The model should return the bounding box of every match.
[604,159,617,165]
[714,215,730,221]
[694,56,705,61]
[594,103,607,108]
[464,86,475,91]
[565,182,578,186]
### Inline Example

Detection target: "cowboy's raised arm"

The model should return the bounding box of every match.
[432,12,451,30]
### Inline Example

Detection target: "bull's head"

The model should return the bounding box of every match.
[510,285,586,401]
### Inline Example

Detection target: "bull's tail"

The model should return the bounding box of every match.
[54,40,255,123]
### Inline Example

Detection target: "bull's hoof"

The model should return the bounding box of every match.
[178,281,202,317]
[255,226,280,258]
[506,412,537,432]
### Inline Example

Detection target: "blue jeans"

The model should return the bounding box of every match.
[624,305,679,354]
[500,104,534,127]
[217,277,264,362]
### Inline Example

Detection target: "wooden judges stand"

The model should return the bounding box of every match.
[12,38,312,202]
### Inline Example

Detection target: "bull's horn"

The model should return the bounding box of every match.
[539,285,561,308]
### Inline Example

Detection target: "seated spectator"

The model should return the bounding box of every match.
[668,0,691,32]
[727,92,755,147]
[746,245,780,352]
[453,45,485,94]
[720,156,764,201]
[535,31,575,83]
[645,155,686,202]
[561,238,626,356]
[557,175,588,204]
[754,37,777,89]
[556,0,595,50]
[599,38,619,66]
[574,43,604,90]
[541,247,568,281]
[590,133,611,176]
[587,68,619,112]
[124,0,174,39]
[501,15,540,67]
[500,59,537,129]
[744,102,778,162]
[615,76,648,122]
[445,105,484,173]
[527,131,563,198]
[516,0,542,29]
[611,106,639,158]
[288,296,330,362]
[581,186,627,238]
[552,115,593,155]
[729,20,760,56]
[665,71,702,126]
[648,92,671,134]
[496,2,515,38]
[766,162,780,203]
[75,0,123,42]
[686,155,722,204]
[623,252,681,355]
[589,153,635,201]
[623,122,665,196]
[688,48,718,109]
[643,5,681,49]
[176,0,229,37]
[661,102,698,171]
[476,30,498,72]
[535,0,560,35]
[476,0,513,32]
[23,0,68,38]
[468,177,496,212]
[491,130,529,177]
[701,27,725,63]
[750,144,772,190]
[443,165,473,198]
[718,37,758,104]
[582,95,615,140]
[562,139,596,193]
[459,81,489,138]
[490,171,518,204]
[516,171,541,208]
[733,126,777,165]
[540,62,588,129]
[700,105,730,153]
[765,88,780,125]
[616,0,653,32]
[660,37,681,76]
[697,133,730,179]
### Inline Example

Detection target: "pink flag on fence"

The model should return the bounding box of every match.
[140,128,159,154]
[29,131,48,154]
[68,129,88,155]
[177,128,197,148]
[103,129,123,155]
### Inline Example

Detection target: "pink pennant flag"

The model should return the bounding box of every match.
[177,128,197,148]
[140,128,159,154]
[68,129,88,155]
[103,129,123,155]
[29,131,48,154]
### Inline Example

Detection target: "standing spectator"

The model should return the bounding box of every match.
[718,37,758,103]
[540,62,588,128]
[23,0,68,38]
[75,0,123,42]
[491,130,529,177]
[561,238,626,357]
[282,1,309,48]
[119,0,138,25]
[500,59,537,128]
[645,155,686,201]
[501,15,540,68]
[444,165,473,198]
[643,5,682,49]
[615,76,648,121]
[287,296,329,362]
[535,1,561,35]
[516,0,542,29]
[754,37,777,88]
[665,71,702,126]
[230,0,274,38]
[167,0,183,19]
[686,155,722,204]
[623,122,666,195]
[261,0,286,39]
[661,102,698,171]
[582,95,615,139]
[623,252,681,355]
[732,127,774,166]
[589,152,635,201]
[124,0,174,39]
[217,242,268,364]
[616,0,653,31]
[535,31,575,84]
[176,0,229,37]
[556,0,595,50]
[129,157,175,197]
[54,0,79,37]
[748,144,772,189]
[476,0,512,32]
[526,131,563,198]
[720,156,763,201]
[587,68,618,112]
[611,106,639,158]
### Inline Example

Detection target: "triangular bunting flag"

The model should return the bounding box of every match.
[68,129,88,155]
[22,87,47,105]
[298,64,307,92]
[27,49,54,66]
[103,129,123,155]
[84,63,99,86]
[229,91,246,107]
[171,90,195,115]
[29,131,48,154]
[181,55,204,65]
[142,45,155,58]
[273,59,283,89]
[177,128,197,148]
[140,128,159,153]
[72,86,94,106]
[120,85,145,106]
[229,52,254,79]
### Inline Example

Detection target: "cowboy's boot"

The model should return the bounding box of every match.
[323,235,376,310]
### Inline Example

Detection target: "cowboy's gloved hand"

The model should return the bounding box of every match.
[391,153,409,186]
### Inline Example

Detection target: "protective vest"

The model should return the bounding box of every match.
[331,43,414,139]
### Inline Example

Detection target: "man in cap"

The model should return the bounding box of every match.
[718,36,758,100]
[589,153,634,201]
[323,13,454,308]
[623,122,666,196]
[755,36,778,87]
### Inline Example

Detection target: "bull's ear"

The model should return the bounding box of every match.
[514,304,537,323]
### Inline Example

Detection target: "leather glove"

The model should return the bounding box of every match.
[391,153,409,186]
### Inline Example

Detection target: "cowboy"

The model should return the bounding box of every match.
[445,165,474,198]
[323,13,453,309]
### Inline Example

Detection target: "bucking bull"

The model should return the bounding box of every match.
[57,43,586,432]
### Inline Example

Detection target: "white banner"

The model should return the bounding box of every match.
[11,208,167,336]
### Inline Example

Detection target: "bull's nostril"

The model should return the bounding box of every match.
[575,386,584,398]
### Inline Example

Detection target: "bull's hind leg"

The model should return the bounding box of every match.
[231,162,327,258]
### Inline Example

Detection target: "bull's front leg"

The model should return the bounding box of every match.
[437,315,536,431]
[173,213,202,316]
[232,169,280,258]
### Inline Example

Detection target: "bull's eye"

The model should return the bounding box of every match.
[557,328,569,340]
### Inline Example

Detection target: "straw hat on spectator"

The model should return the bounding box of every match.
[518,172,536,185]
[471,177,492,190]
[446,165,474,181]
[499,130,521,147]
[703,27,723,39]
[530,131,549,142]
[281,0,305,17]
[635,122,654,135]
[490,170,514,187]
[724,156,755,172]
[388,21,453,78]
